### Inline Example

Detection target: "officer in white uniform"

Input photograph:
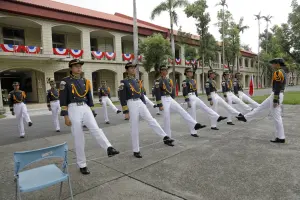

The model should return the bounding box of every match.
[60,59,119,175]
[98,80,121,124]
[46,79,61,132]
[8,82,33,138]
[233,72,260,108]
[154,65,206,138]
[182,68,227,131]
[151,85,161,115]
[206,69,244,125]
[222,70,252,118]
[141,80,160,115]
[119,62,174,158]
[237,58,286,143]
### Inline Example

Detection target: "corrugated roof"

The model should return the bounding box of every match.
[15,0,164,31]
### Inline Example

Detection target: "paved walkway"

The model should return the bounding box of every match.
[0,103,299,200]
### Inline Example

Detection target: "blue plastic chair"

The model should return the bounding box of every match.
[13,142,74,200]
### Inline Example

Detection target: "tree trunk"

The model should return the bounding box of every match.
[202,54,205,94]
[237,55,240,72]
[266,22,269,54]
[170,11,176,89]
[257,19,260,89]
[222,6,225,72]
[133,0,139,79]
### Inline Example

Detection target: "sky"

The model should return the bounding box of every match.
[56,0,295,53]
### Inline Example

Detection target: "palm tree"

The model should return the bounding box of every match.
[235,17,249,73]
[262,15,273,53]
[254,11,262,89]
[216,0,228,71]
[151,0,189,84]
[133,0,139,79]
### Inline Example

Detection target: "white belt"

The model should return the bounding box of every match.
[128,98,141,102]
[14,102,23,105]
[188,92,195,95]
[68,102,86,107]
[50,100,59,103]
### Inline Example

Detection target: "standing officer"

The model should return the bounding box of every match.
[98,80,121,124]
[222,70,252,123]
[206,69,243,125]
[152,85,161,115]
[46,79,60,132]
[182,68,227,131]
[155,65,206,138]
[233,72,260,108]
[8,82,32,138]
[59,59,119,175]
[237,58,286,143]
[141,80,160,115]
[119,62,174,158]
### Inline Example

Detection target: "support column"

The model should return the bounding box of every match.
[81,29,91,60]
[143,72,149,95]
[218,51,222,68]
[114,33,123,62]
[0,28,3,43]
[196,72,201,94]
[115,69,124,97]
[83,70,93,98]
[41,23,53,55]
[242,57,245,68]
[181,45,185,66]
[0,79,5,114]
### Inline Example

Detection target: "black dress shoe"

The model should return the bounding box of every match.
[217,116,227,122]
[153,105,157,108]
[28,122,33,127]
[211,127,219,130]
[236,115,247,122]
[117,110,121,114]
[133,152,142,158]
[194,123,206,130]
[20,136,25,138]
[83,125,87,128]
[191,134,199,137]
[80,167,90,175]
[227,122,235,125]
[270,138,285,143]
[156,113,161,115]
[163,136,174,146]
[56,130,60,132]
[106,121,110,124]
[107,147,119,157]
[124,118,129,120]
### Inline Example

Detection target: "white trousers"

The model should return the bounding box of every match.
[127,99,167,152]
[188,94,219,129]
[238,91,260,108]
[161,96,197,137]
[144,95,160,114]
[102,96,119,122]
[227,92,252,115]
[245,92,285,139]
[210,92,240,123]
[14,102,31,136]
[50,100,60,131]
[68,103,112,168]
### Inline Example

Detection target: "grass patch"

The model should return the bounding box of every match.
[0,114,5,119]
[251,91,300,105]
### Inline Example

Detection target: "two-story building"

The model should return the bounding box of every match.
[0,0,263,113]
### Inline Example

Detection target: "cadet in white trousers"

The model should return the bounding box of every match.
[141,81,160,115]
[222,71,252,117]
[8,82,33,138]
[233,72,260,108]
[119,62,174,158]
[237,58,286,143]
[155,65,206,138]
[98,80,121,124]
[206,69,244,126]
[182,68,227,131]
[60,59,119,175]
[46,79,60,132]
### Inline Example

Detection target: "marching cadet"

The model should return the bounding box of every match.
[222,70,252,122]
[237,58,286,143]
[155,65,206,138]
[141,80,160,115]
[60,59,119,175]
[182,68,227,131]
[152,85,161,115]
[206,69,244,125]
[233,72,260,108]
[119,62,174,158]
[8,82,33,138]
[46,79,61,132]
[98,80,121,124]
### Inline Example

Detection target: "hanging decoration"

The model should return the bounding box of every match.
[53,48,69,56]
[69,49,84,58]
[25,46,41,54]
[91,51,104,59]
[175,58,181,65]
[122,53,132,61]
[105,52,116,60]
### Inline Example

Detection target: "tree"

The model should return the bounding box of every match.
[262,14,273,53]
[241,44,251,51]
[133,0,139,79]
[151,0,189,86]
[139,33,172,78]
[235,17,249,72]
[254,11,263,88]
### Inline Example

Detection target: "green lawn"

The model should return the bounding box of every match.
[0,114,5,119]
[251,91,300,105]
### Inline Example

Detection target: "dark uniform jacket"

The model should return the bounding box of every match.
[154,77,175,107]
[59,75,94,116]
[182,78,198,102]
[98,86,111,100]
[8,90,26,112]
[233,79,243,96]
[205,79,217,101]
[272,68,286,103]
[222,79,232,98]
[118,76,146,114]
[46,88,59,108]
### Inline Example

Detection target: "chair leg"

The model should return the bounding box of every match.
[68,178,74,200]
[16,182,22,200]
[58,182,63,200]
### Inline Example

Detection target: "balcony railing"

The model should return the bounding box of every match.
[0,44,41,54]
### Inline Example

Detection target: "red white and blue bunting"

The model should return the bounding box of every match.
[105,52,116,60]
[138,55,142,61]
[25,46,40,54]
[122,53,132,61]
[175,58,181,65]
[185,60,190,65]
[53,48,69,56]
[191,60,196,65]
[92,51,104,59]
[69,49,84,58]
[0,44,24,52]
